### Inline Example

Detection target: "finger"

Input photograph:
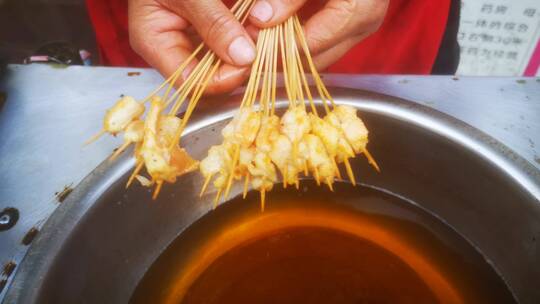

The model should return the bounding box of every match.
[129,2,196,81]
[311,35,367,70]
[246,24,260,41]
[166,0,256,67]
[249,0,307,27]
[206,64,250,94]
[304,0,388,55]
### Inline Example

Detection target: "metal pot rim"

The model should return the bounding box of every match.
[5,87,540,303]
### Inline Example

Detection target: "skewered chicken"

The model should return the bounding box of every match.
[88,6,378,206]
[248,151,278,210]
[104,96,145,135]
[222,108,262,147]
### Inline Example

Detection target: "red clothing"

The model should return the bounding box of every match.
[86,0,450,74]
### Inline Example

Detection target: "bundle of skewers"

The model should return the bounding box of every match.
[86,0,379,210]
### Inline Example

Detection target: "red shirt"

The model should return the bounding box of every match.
[86,0,450,74]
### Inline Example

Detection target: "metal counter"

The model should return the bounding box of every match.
[0,64,539,299]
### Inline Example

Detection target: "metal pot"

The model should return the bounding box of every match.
[4,88,540,303]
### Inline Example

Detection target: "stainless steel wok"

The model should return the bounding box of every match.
[4,88,540,303]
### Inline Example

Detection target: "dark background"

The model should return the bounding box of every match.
[0,0,97,64]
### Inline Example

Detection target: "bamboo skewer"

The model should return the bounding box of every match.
[90,0,379,207]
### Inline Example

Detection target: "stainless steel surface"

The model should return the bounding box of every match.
[0,64,539,300]
[3,90,539,303]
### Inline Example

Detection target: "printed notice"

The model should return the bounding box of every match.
[457,0,540,76]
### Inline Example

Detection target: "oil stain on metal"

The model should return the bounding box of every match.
[0,279,6,294]
[0,91,6,110]
[21,227,39,246]
[2,261,16,277]
[55,184,74,203]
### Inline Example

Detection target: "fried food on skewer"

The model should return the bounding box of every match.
[85,96,145,145]
[269,134,297,187]
[198,14,379,209]
[135,97,198,198]
[89,1,379,205]
[304,134,336,190]
[88,0,257,198]
[248,151,278,211]
[255,115,280,152]
[110,119,145,160]
[332,105,380,172]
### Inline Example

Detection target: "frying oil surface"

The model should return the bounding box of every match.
[131,182,516,304]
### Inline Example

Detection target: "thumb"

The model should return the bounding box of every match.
[168,0,256,66]
[249,0,307,27]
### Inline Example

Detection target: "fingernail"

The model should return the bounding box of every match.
[250,1,273,22]
[228,36,256,66]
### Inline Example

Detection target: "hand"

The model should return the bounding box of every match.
[128,0,257,94]
[248,0,389,70]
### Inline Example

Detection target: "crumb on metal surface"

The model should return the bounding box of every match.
[1,261,16,277]
[21,227,39,246]
[55,184,74,203]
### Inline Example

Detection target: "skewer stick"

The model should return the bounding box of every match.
[244,29,268,108]
[200,173,214,197]
[343,157,357,186]
[362,148,381,172]
[291,141,301,180]
[278,25,293,103]
[283,165,288,188]
[331,157,342,180]
[267,27,277,114]
[140,45,201,105]
[224,145,240,199]
[127,162,144,188]
[243,174,250,199]
[285,19,298,106]
[213,188,223,209]
[265,28,277,114]
[84,129,106,146]
[240,29,267,108]
[259,29,272,115]
[271,26,279,116]
[313,167,321,185]
[152,181,163,200]
[171,59,220,148]
[169,52,215,114]
[288,18,306,110]
[294,40,317,116]
[292,16,333,112]
[162,0,251,104]
[247,30,270,107]
[162,44,205,103]
[110,141,131,160]
[326,178,334,192]
[165,50,213,109]
[260,189,266,212]
[165,0,254,110]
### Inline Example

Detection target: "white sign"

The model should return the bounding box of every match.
[457,0,540,76]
